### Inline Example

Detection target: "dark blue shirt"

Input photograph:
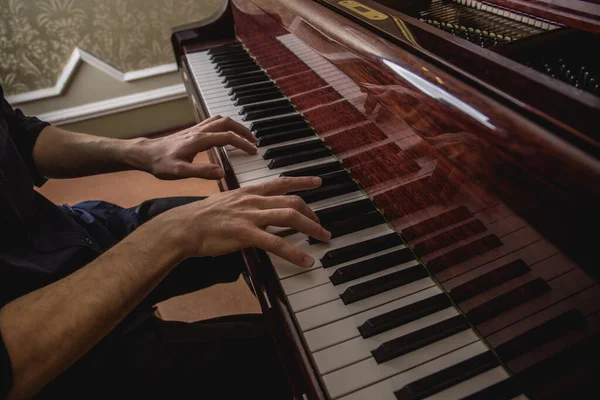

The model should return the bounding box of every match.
[0,87,145,398]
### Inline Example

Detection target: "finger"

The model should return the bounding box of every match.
[249,229,316,268]
[171,162,224,180]
[245,176,322,196]
[199,131,257,154]
[197,115,223,127]
[254,195,319,223]
[201,116,257,143]
[256,209,330,243]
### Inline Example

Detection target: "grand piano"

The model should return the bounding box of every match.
[170,1,600,399]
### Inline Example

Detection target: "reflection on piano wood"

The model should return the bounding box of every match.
[172,0,600,399]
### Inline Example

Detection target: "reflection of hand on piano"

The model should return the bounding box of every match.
[133,115,258,181]
[154,176,331,267]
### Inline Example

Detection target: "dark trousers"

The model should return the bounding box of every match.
[36,197,292,399]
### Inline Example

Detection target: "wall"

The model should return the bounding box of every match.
[0,0,222,137]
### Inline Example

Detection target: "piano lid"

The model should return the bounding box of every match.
[316,0,600,153]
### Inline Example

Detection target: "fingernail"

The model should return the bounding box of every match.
[324,229,332,240]
[312,177,321,185]
[303,255,314,268]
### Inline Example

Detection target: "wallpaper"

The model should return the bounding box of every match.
[0,0,222,96]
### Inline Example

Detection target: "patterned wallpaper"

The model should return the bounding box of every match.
[0,0,222,96]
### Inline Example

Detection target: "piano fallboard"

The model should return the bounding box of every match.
[172,1,600,399]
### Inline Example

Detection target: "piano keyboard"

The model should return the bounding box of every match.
[184,39,531,400]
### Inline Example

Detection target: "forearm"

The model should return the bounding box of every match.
[0,218,187,400]
[32,126,147,178]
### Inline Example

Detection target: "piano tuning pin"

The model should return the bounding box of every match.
[593,84,599,94]
[489,32,496,38]
[579,66,587,82]
[474,28,481,34]
[568,75,575,84]
[482,30,489,36]
[574,80,580,88]
[497,34,503,40]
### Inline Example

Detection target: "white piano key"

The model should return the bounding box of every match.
[304,286,443,352]
[231,158,272,173]
[281,243,409,296]
[314,307,459,375]
[288,257,420,312]
[337,341,490,400]
[235,156,337,183]
[322,330,480,399]
[296,277,436,331]
[310,191,367,211]
[273,223,394,279]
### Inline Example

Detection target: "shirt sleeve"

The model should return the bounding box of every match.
[0,325,12,400]
[1,86,50,187]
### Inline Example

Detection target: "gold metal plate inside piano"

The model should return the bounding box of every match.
[338,1,388,20]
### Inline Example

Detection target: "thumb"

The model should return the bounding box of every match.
[175,162,225,180]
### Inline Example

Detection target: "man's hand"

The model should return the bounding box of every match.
[156,176,331,268]
[135,115,257,180]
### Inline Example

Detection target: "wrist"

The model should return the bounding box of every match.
[121,137,152,172]
[144,210,199,260]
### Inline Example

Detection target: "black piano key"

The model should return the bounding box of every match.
[340,265,429,305]
[449,259,530,302]
[250,114,305,132]
[254,120,309,138]
[218,64,261,78]
[358,293,451,338]
[241,99,291,115]
[461,378,521,400]
[234,89,283,106]
[210,51,250,64]
[231,84,280,101]
[466,278,551,325]
[207,43,243,55]
[495,309,587,361]
[322,232,404,268]
[267,146,330,169]
[211,52,252,64]
[256,127,315,147]
[243,104,296,121]
[372,315,470,364]
[330,247,416,285]
[224,73,269,89]
[263,139,325,159]
[313,169,351,186]
[315,198,374,224]
[228,81,275,97]
[394,351,499,400]
[280,161,343,177]
[308,211,386,244]
[222,69,265,84]
[292,180,358,204]
[216,59,256,72]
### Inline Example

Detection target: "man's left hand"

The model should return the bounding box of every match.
[135,115,257,180]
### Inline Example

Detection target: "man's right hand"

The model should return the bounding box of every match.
[155,176,331,268]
